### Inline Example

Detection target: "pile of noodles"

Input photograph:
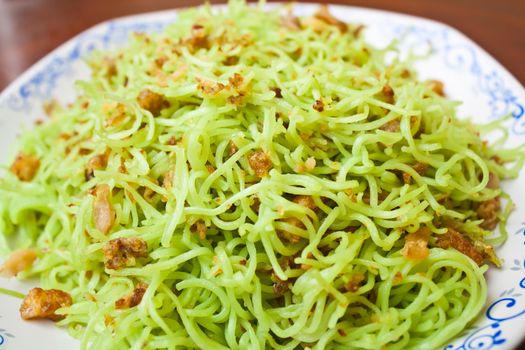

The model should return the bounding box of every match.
[1,1,524,349]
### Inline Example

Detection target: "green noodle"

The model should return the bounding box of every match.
[0,287,25,299]
[1,1,524,349]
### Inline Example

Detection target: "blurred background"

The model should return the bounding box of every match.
[0,0,523,90]
[0,1,524,349]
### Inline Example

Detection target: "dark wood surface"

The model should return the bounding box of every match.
[0,0,524,90]
[0,1,524,349]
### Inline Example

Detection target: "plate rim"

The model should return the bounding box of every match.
[0,3,524,350]
[1,3,524,101]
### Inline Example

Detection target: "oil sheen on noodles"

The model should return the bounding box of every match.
[0,1,524,349]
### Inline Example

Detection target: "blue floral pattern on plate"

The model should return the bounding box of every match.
[4,18,173,112]
[0,5,524,350]
[389,23,525,350]
[387,23,525,135]
[0,16,173,349]
[0,317,15,348]
[443,223,525,350]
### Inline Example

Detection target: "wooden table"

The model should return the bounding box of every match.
[0,0,524,90]
[0,1,524,349]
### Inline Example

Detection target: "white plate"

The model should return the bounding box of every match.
[1,3,524,350]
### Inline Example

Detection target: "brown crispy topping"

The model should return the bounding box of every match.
[300,132,312,141]
[400,69,411,78]
[192,220,207,240]
[237,33,253,47]
[20,288,72,321]
[278,217,303,243]
[367,288,378,303]
[345,189,357,203]
[248,150,272,178]
[347,226,359,233]
[362,192,372,205]
[93,184,115,234]
[279,255,299,271]
[402,172,412,185]
[85,152,109,181]
[477,242,502,267]
[10,153,40,181]
[227,93,245,105]
[142,186,156,202]
[314,5,348,32]
[293,195,318,211]
[345,272,365,292]
[43,99,60,117]
[167,136,178,145]
[393,271,403,284]
[104,314,115,327]
[380,119,400,133]
[105,103,127,127]
[477,197,500,230]
[487,172,500,190]
[277,113,289,129]
[115,282,148,309]
[412,162,428,176]
[163,168,175,190]
[352,24,365,38]
[228,141,238,157]
[401,227,431,261]
[313,99,324,112]
[118,157,127,174]
[281,14,301,30]
[382,84,395,104]
[228,73,244,89]
[137,89,169,116]
[187,23,209,51]
[0,249,37,277]
[197,78,226,95]
[78,148,91,156]
[271,87,282,98]
[154,56,168,68]
[427,80,445,96]
[59,133,72,141]
[402,162,428,184]
[300,263,311,270]
[273,280,289,296]
[104,57,117,79]
[103,237,148,270]
[437,228,485,265]
[491,155,504,165]
[291,47,302,60]
[223,56,239,66]
[299,253,313,270]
